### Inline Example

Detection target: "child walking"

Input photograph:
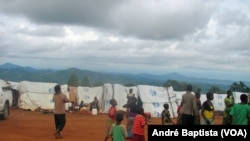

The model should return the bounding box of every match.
[104,98,117,141]
[53,84,70,138]
[109,112,128,141]
[132,107,146,141]
[161,103,175,125]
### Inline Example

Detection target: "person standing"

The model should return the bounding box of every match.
[53,84,69,138]
[109,112,128,141]
[176,101,182,125]
[201,92,215,125]
[194,91,202,125]
[179,84,199,125]
[123,90,138,139]
[90,96,100,112]
[226,94,250,125]
[79,100,85,111]
[123,88,137,117]
[132,107,146,141]
[222,90,234,125]
[104,98,117,141]
[161,103,175,125]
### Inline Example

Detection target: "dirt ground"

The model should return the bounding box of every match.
[0,108,223,141]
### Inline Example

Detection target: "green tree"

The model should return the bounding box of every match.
[81,76,90,87]
[163,79,204,93]
[194,87,203,94]
[93,81,104,87]
[124,83,136,87]
[208,86,221,93]
[67,72,78,87]
[230,81,250,93]
[163,79,187,91]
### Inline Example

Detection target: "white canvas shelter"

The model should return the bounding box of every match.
[234,92,244,104]
[14,80,246,117]
[101,83,114,113]
[18,81,58,111]
[60,84,71,110]
[0,79,11,88]
[77,86,103,107]
[113,84,138,112]
[212,93,227,111]
[137,85,176,117]
[8,81,20,90]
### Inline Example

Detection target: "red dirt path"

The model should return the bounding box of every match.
[0,108,223,141]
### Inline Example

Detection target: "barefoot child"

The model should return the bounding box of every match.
[104,99,117,141]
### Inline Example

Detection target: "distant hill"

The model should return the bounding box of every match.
[0,63,249,93]
[0,63,35,71]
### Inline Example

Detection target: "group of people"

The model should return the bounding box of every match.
[223,90,250,125]
[52,85,147,140]
[169,84,250,126]
[51,84,250,140]
[52,85,101,138]
[104,88,147,141]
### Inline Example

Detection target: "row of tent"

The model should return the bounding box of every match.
[2,80,248,118]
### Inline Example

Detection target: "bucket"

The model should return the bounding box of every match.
[92,108,97,115]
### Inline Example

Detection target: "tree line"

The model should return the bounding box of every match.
[67,72,250,94]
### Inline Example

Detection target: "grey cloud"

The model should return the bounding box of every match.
[0,0,250,81]
[0,0,218,40]
[112,0,220,40]
[0,0,121,27]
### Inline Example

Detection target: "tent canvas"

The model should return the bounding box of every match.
[212,93,227,111]
[113,84,138,111]
[61,84,70,110]
[77,86,103,109]
[17,81,69,111]
[14,81,246,117]
[137,85,176,117]
[101,83,114,113]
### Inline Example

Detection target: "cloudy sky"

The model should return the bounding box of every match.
[0,0,249,82]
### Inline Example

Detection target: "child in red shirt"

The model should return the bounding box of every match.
[104,98,117,141]
[132,107,146,141]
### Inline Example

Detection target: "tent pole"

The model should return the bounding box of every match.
[166,87,175,118]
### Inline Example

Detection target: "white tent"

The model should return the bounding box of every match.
[113,84,138,111]
[234,92,244,104]
[8,81,20,90]
[137,85,175,118]
[60,84,71,110]
[212,93,227,111]
[102,83,114,113]
[18,81,58,111]
[14,80,246,117]
[0,79,12,88]
[77,86,103,108]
